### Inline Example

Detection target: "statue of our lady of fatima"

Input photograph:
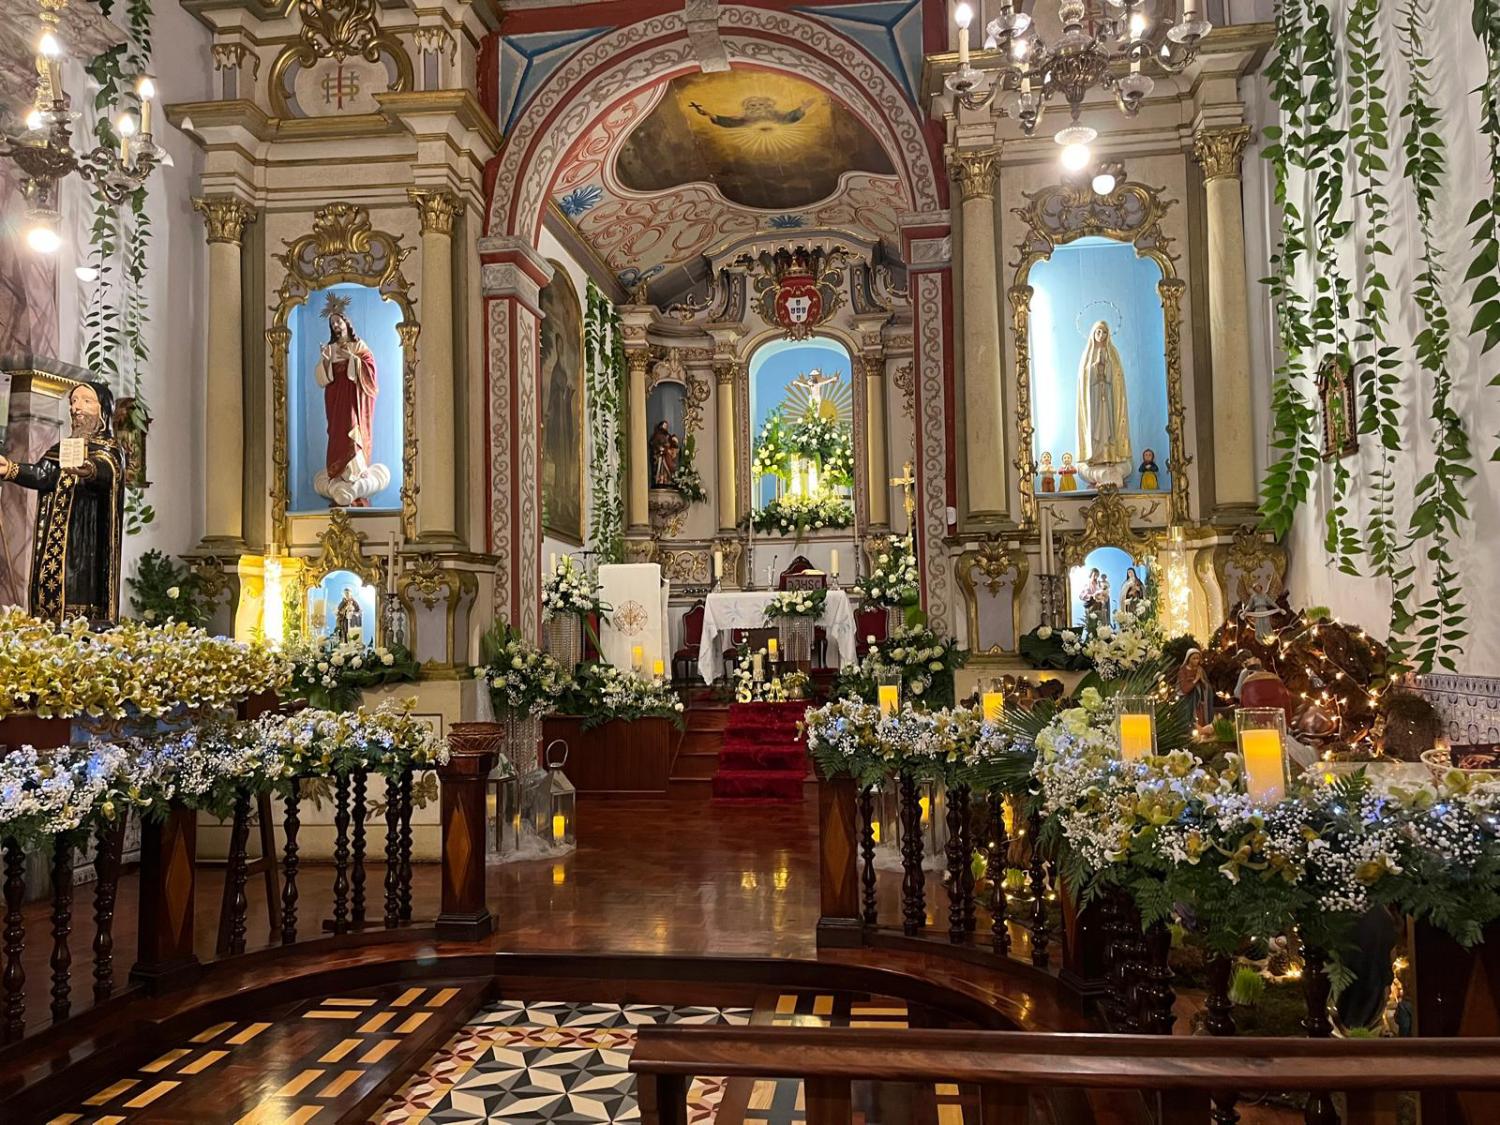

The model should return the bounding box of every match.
[0,381,127,625]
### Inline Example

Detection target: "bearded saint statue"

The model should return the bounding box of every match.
[1076,321,1132,488]
[0,381,126,624]
[314,293,390,507]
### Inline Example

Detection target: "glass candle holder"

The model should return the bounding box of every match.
[1115,695,1157,761]
[981,690,1006,723]
[1237,708,1290,804]
[877,672,903,717]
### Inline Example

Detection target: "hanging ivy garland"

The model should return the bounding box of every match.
[1468,0,1500,457]
[1400,0,1473,673]
[584,281,627,564]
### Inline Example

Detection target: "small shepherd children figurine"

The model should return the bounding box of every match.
[1039,451,1056,493]
[1059,452,1079,492]
[1137,448,1160,490]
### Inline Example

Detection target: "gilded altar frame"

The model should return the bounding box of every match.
[268,202,419,548]
[1058,489,1160,570]
[1008,179,1191,528]
[297,507,390,645]
[955,540,1030,656]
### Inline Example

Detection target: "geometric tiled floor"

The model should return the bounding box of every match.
[376,1002,751,1124]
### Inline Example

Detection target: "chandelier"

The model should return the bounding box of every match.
[0,0,164,254]
[945,0,1212,164]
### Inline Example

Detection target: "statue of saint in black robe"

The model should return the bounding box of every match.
[0,382,126,626]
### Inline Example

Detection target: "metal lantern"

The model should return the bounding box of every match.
[531,738,576,853]
[486,760,524,859]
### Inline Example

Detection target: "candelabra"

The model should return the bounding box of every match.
[0,0,165,253]
[945,0,1212,155]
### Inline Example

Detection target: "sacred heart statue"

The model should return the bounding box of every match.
[744,245,847,340]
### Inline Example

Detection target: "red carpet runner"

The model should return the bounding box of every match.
[711,700,811,802]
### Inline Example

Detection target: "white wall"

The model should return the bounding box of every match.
[1243,11,1499,673]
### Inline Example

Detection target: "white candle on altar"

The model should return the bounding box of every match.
[830,548,840,579]
[549,552,557,574]
[713,549,724,579]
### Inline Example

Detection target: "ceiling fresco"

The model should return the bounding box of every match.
[548,68,910,301]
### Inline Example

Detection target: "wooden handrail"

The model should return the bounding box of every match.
[630,1025,1500,1089]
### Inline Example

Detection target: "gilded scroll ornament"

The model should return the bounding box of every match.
[1058,488,1157,569]
[295,0,396,65]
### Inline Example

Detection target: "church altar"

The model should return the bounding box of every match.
[698,588,857,683]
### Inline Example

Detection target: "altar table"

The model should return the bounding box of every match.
[698,588,858,683]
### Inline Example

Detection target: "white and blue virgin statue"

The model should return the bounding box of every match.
[1075,321,1132,488]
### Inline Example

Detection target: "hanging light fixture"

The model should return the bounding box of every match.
[0,0,167,254]
[947,0,1212,142]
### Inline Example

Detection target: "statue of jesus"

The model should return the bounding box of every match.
[1076,321,1132,488]
[0,381,126,625]
[314,293,390,507]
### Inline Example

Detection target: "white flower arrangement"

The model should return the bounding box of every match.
[764,588,828,620]
[476,623,570,718]
[853,534,920,608]
[542,556,610,619]
[1060,608,1162,680]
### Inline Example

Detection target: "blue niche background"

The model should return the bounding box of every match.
[309,569,377,645]
[1069,546,1148,628]
[288,283,405,513]
[1028,237,1169,493]
[748,336,852,509]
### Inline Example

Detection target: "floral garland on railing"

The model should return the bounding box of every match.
[805,699,1019,787]
[0,700,448,845]
[0,609,289,720]
[853,534,919,609]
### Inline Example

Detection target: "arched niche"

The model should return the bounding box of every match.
[1009,179,1189,527]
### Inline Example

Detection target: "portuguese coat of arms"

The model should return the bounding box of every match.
[743,245,848,340]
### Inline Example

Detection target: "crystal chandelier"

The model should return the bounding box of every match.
[945,0,1212,157]
[0,0,165,253]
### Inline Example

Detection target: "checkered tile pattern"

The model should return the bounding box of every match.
[377,1001,749,1124]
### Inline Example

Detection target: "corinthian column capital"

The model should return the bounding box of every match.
[1192,125,1253,183]
[193,195,256,245]
[408,188,462,236]
[713,358,739,385]
[948,148,1001,201]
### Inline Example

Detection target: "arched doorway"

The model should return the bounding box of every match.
[478,6,952,635]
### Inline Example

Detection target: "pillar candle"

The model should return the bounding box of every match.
[713,549,724,578]
[1240,728,1287,803]
[753,653,764,681]
[652,658,665,679]
[552,812,566,843]
[631,645,644,671]
[768,636,779,660]
[549,552,557,574]
[830,548,840,578]
[878,684,900,717]
[1119,712,1154,761]
[982,691,1005,723]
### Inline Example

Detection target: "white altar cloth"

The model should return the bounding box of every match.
[698,588,858,683]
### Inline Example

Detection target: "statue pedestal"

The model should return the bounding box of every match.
[1081,460,1130,489]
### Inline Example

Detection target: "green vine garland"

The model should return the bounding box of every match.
[584,282,626,563]
[1468,0,1500,458]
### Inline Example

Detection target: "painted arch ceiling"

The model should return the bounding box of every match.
[549,68,910,302]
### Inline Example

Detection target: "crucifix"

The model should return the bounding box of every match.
[890,461,917,524]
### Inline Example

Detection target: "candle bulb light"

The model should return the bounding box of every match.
[955,2,972,67]
[137,76,156,135]
[117,113,137,164]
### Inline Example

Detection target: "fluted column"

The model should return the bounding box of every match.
[408,189,461,543]
[863,351,889,528]
[193,196,255,549]
[950,149,1006,521]
[626,348,650,531]
[1192,125,1256,515]
[714,359,738,533]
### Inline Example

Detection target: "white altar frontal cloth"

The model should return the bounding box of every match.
[698,588,858,683]
[598,563,670,673]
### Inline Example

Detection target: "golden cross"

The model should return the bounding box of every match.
[890,461,917,523]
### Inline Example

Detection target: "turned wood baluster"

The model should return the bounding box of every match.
[228,788,252,955]
[1137,919,1177,1034]
[959,786,976,935]
[1302,945,1340,1125]
[351,771,367,927]
[50,836,74,1022]
[3,838,26,1041]
[91,817,123,1004]
[1027,812,1050,967]
[945,784,968,943]
[1110,899,1146,1032]
[384,775,401,929]
[897,774,925,935]
[858,786,878,926]
[987,789,1010,955]
[1206,952,1240,1125]
[281,780,300,945]
[398,768,414,922]
[332,772,351,935]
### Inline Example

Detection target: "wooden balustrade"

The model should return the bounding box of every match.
[630,1025,1500,1125]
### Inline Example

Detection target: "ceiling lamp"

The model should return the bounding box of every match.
[946,0,1212,135]
[0,0,166,254]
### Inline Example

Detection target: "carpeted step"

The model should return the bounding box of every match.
[718,742,807,773]
[711,769,806,802]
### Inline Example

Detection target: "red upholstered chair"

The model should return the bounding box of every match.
[778,555,826,591]
[673,601,705,684]
[855,606,890,659]
[583,611,601,662]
